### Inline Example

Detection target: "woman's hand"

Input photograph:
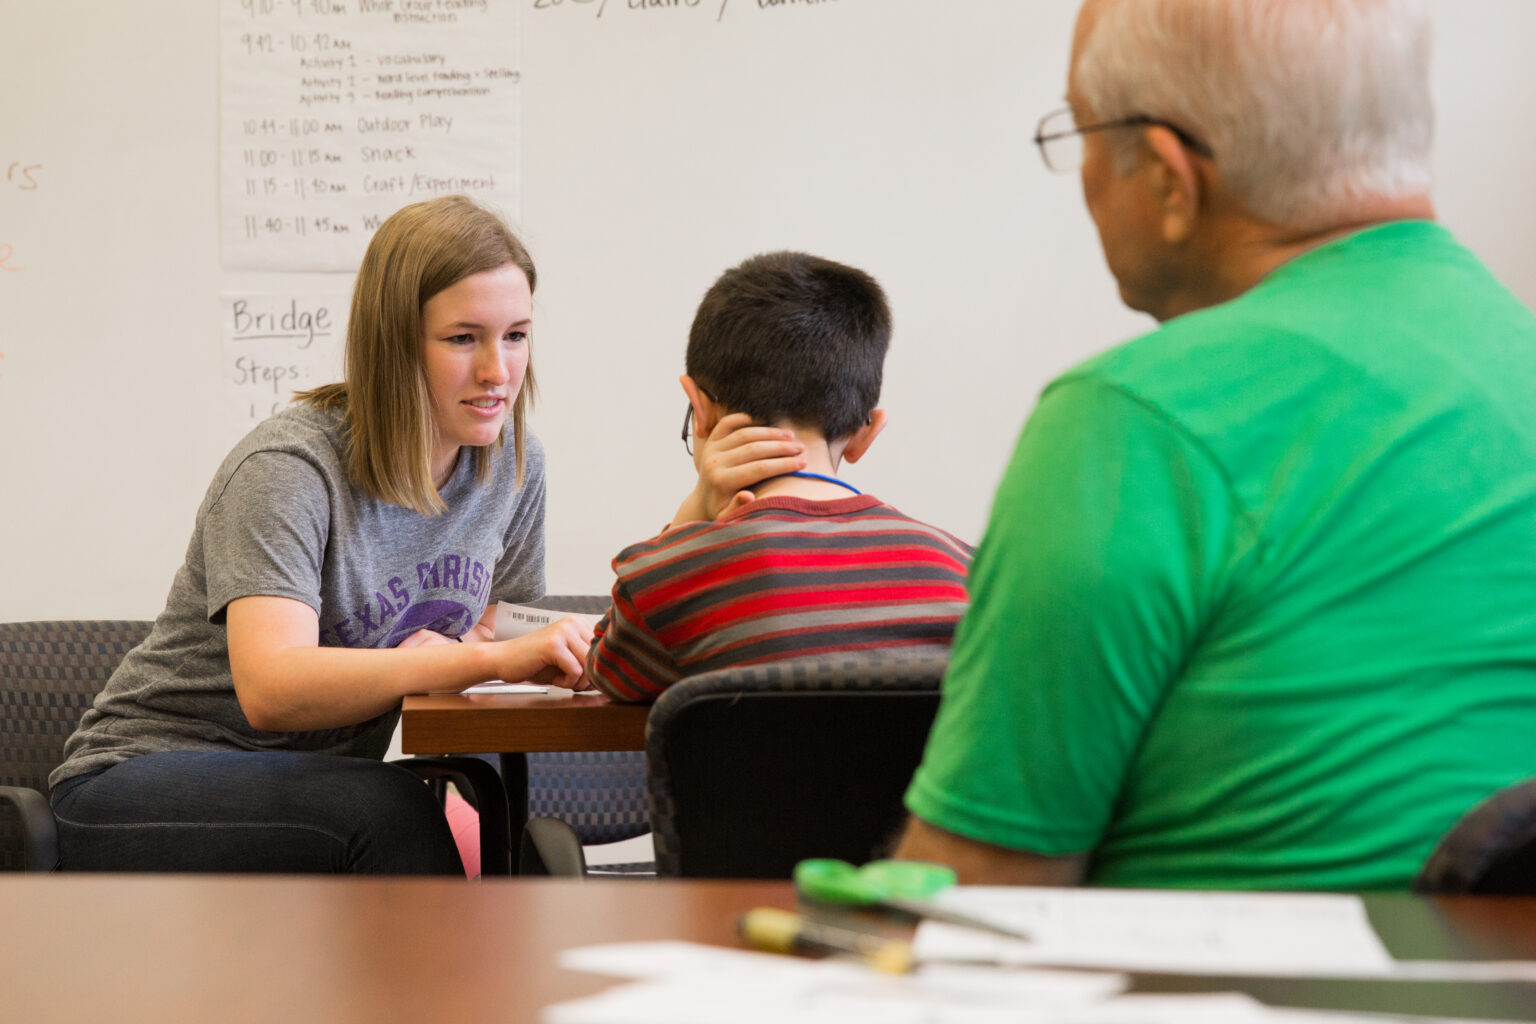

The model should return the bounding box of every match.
[492,616,597,691]
[672,413,806,526]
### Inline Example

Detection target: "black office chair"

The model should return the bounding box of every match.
[1415,777,1536,895]
[0,619,510,874]
[0,620,151,872]
[521,652,948,879]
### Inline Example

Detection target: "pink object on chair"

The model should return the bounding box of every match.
[444,790,481,879]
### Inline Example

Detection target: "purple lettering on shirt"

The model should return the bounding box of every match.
[444,554,462,591]
[333,618,356,646]
[376,591,397,627]
[354,599,378,636]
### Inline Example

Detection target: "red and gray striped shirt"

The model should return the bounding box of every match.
[586,494,973,703]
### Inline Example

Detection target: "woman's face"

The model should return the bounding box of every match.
[419,262,532,488]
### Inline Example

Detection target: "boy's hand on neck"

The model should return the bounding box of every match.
[671,413,807,527]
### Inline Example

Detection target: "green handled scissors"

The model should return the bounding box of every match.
[793,858,1032,941]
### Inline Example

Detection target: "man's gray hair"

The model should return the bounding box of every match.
[1074,0,1434,228]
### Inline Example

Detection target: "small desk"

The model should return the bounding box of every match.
[3,877,1534,1022]
[401,691,648,755]
[401,690,650,832]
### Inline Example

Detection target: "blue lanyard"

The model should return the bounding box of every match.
[777,471,862,496]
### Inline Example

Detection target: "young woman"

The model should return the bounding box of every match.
[49,195,591,874]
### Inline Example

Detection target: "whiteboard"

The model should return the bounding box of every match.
[3,0,1535,621]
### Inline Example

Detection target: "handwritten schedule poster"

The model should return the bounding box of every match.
[222,291,349,443]
[220,0,520,271]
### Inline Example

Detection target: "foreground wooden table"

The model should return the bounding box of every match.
[2,877,1534,1022]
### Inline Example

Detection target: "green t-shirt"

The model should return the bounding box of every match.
[906,221,1536,890]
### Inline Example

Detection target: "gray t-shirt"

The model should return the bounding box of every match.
[52,404,546,788]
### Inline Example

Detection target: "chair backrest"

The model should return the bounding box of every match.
[646,652,947,878]
[0,620,152,871]
[527,751,649,846]
[1415,777,1536,895]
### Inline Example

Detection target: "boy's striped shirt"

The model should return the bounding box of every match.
[586,494,973,703]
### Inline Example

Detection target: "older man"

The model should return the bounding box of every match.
[898,0,1536,889]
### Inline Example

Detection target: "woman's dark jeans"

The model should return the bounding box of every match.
[51,751,463,875]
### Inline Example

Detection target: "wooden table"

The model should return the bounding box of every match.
[2,876,1534,1023]
[401,691,649,756]
[401,690,651,842]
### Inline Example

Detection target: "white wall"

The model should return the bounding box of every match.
[2,0,1534,621]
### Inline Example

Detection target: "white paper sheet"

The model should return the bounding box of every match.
[222,290,348,444]
[421,603,599,692]
[494,601,601,641]
[220,0,520,270]
[912,888,1396,978]
[457,681,548,695]
[553,941,1127,1023]
[550,941,1533,1024]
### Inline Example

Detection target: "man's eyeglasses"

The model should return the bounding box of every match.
[681,385,719,455]
[1033,105,1214,173]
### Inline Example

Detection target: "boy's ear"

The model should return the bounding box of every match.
[679,374,723,438]
[839,409,888,465]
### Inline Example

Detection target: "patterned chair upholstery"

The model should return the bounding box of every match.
[1416,777,1536,894]
[645,652,948,878]
[0,620,153,871]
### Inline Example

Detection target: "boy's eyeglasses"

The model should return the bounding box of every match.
[681,386,719,456]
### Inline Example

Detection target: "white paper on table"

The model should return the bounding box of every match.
[549,940,1533,1024]
[1386,959,1536,983]
[553,941,1128,1023]
[424,603,600,693]
[493,601,600,641]
[1265,1009,1534,1024]
[912,888,1396,978]
[548,976,1292,1024]
[545,982,1533,1024]
[457,681,548,695]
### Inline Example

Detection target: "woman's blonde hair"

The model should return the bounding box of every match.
[298,195,538,514]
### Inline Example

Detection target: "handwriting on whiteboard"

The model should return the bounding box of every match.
[223,292,350,440]
[531,0,842,21]
[6,161,41,192]
[2,160,41,272]
[220,0,520,271]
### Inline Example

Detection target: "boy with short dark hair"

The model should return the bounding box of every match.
[586,251,973,703]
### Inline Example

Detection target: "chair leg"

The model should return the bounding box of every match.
[520,816,588,877]
[392,757,514,876]
[499,752,530,833]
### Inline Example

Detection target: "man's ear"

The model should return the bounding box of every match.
[839,408,888,465]
[679,374,723,439]
[1142,126,1203,245]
